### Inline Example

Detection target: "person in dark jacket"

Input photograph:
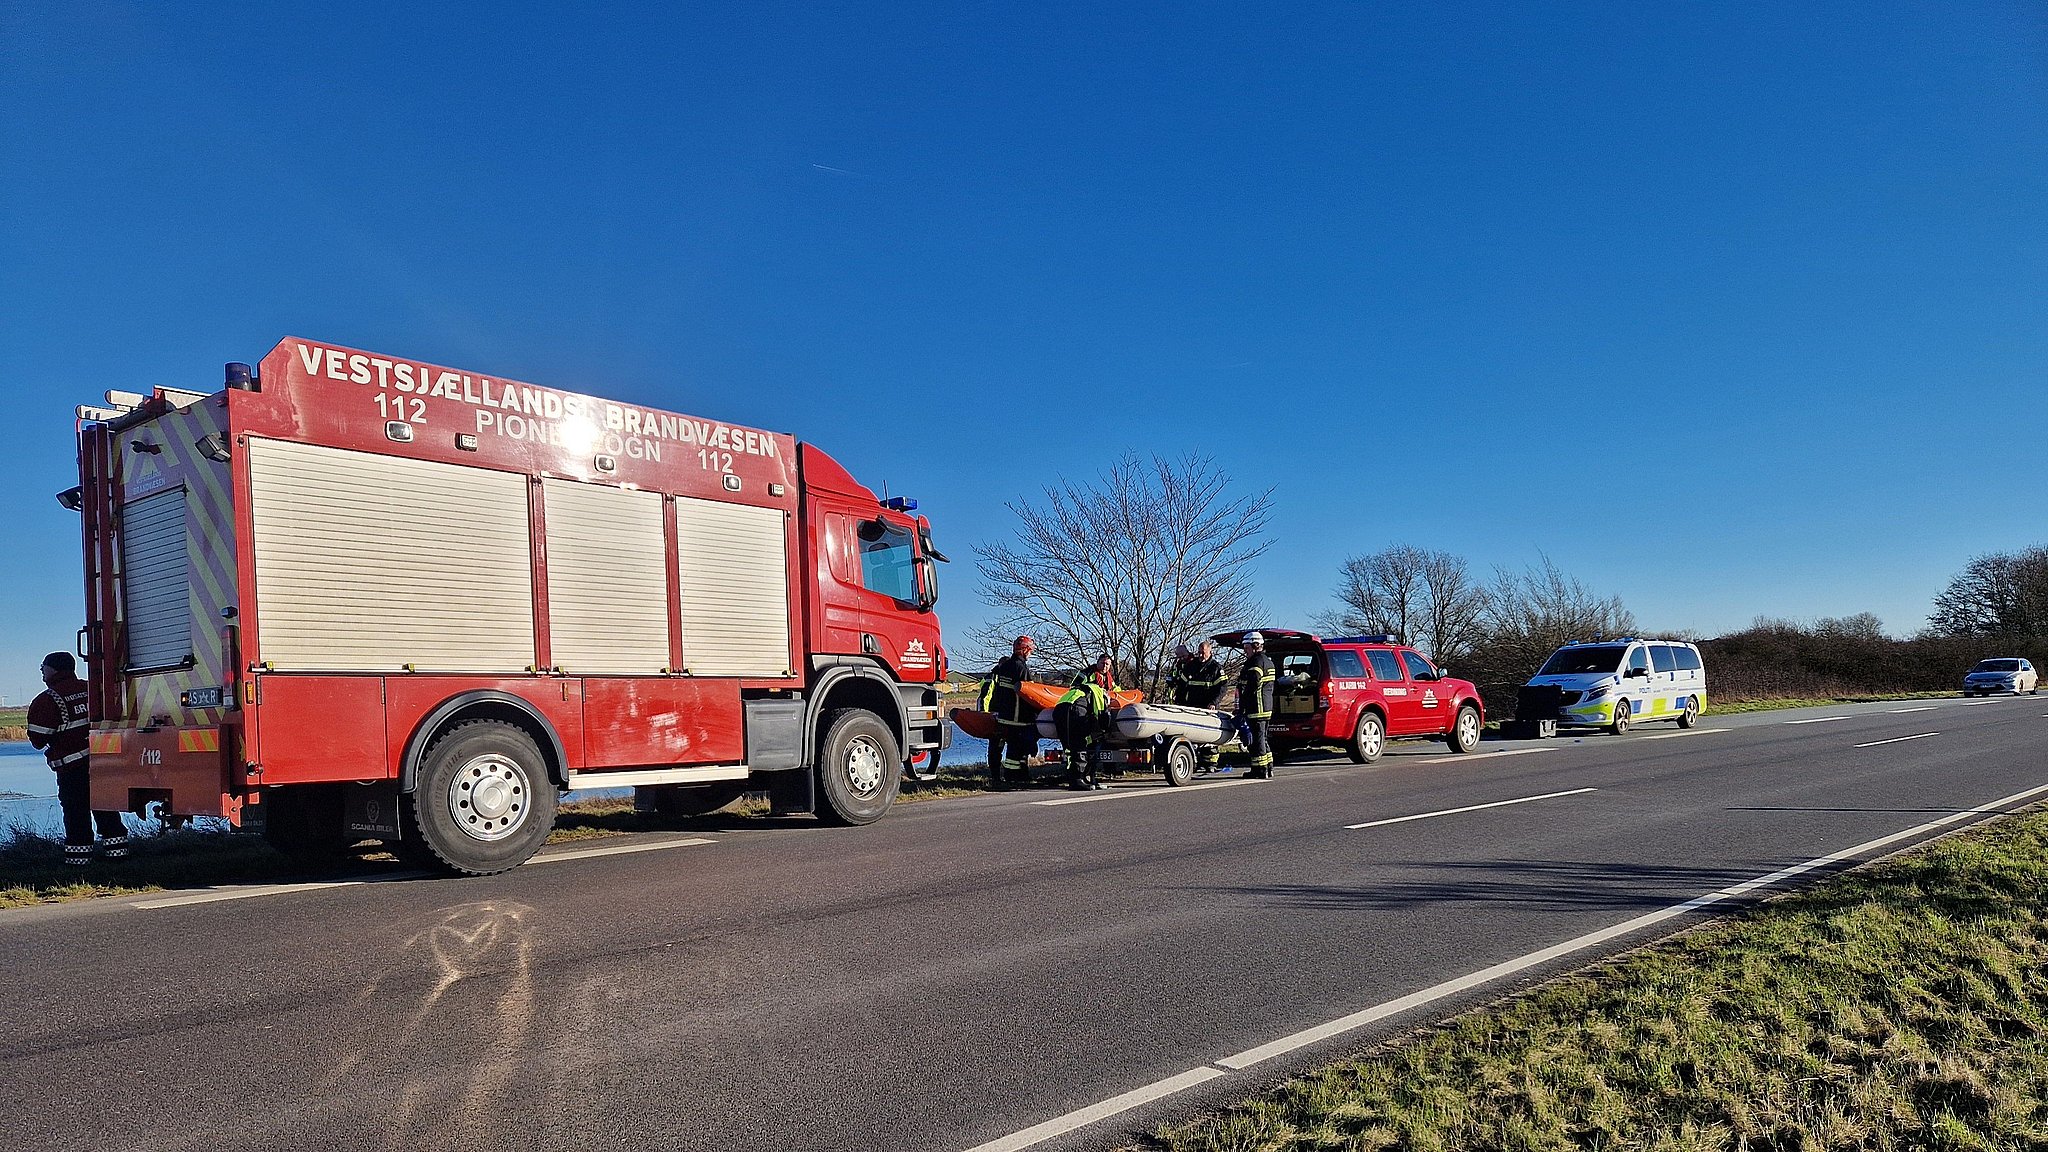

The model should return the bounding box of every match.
[27,652,127,864]
[1172,639,1231,768]
[1053,670,1113,791]
[979,636,1038,790]
[1235,633,1277,779]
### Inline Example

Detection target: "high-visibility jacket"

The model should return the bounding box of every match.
[1237,653,1276,720]
[979,655,1035,727]
[1171,656,1228,706]
[27,674,90,771]
[1057,677,1110,715]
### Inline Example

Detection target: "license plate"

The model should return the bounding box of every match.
[182,686,225,708]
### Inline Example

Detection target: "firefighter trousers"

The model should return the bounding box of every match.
[986,722,1037,786]
[1243,717,1273,777]
[56,767,128,852]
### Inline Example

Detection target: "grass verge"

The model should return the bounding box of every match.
[1701,691,1959,716]
[1138,805,2048,1152]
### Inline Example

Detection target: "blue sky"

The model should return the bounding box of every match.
[2,1,2043,700]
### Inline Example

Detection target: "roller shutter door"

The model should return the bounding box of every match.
[676,498,791,677]
[248,439,534,672]
[541,479,669,674]
[121,489,191,670]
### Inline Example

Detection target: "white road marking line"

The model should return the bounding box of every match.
[1959,701,1994,707]
[1032,778,1264,806]
[132,878,409,909]
[132,837,719,910]
[959,1066,1225,1152]
[1854,732,1940,749]
[1886,707,1938,714]
[530,837,716,863]
[1345,787,1597,830]
[1635,727,1732,740]
[969,780,2048,1150]
[1211,778,2048,1073]
[1783,716,1850,725]
[1410,747,1555,766]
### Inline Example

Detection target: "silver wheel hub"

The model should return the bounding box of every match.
[846,736,885,796]
[1459,712,1479,744]
[1362,721,1383,755]
[449,754,530,842]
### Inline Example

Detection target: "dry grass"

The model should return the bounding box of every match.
[1138,807,2048,1152]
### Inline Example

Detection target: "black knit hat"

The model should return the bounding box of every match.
[41,651,74,674]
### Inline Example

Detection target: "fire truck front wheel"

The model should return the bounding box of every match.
[815,708,901,826]
[404,720,560,875]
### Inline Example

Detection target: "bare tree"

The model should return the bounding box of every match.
[1317,545,1485,662]
[973,453,1272,696]
[1479,554,1637,674]
[1928,547,2048,638]
[1813,612,1887,641]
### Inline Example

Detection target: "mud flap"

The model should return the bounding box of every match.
[343,780,402,841]
[763,769,814,816]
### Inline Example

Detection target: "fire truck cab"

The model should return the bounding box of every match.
[64,338,950,874]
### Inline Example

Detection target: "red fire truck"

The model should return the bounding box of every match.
[62,338,950,874]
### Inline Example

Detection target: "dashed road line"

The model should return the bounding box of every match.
[1032,778,1264,806]
[1886,707,1938,714]
[132,871,431,909]
[529,836,717,864]
[131,837,719,910]
[1855,732,1939,749]
[1411,747,1555,766]
[1635,727,1731,740]
[1345,787,1597,830]
[1784,716,1850,725]
[961,779,2048,1151]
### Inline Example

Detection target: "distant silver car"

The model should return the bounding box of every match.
[1963,657,2038,696]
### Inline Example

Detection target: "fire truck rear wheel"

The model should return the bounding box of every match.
[405,720,559,876]
[815,709,901,826]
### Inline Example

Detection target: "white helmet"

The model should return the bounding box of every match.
[1243,631,1264,646]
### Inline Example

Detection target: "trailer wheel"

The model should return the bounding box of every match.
[815,709,900,826]
[1347,711,1385,764]
[1161,738,1197,787]
[649,781,749,819]
[404,720,558,875]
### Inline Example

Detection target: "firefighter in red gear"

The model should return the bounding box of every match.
[27,652,127,864]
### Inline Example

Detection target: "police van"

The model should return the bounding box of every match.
[1511,638,1707,737]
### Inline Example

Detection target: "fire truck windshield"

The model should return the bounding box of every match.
[857,518,919,603]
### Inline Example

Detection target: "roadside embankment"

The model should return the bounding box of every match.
[1138,805,2048,1152]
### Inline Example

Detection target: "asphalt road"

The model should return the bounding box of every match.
[3,693,2045,1152]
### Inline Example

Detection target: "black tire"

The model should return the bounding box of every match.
[649,780,750,819]
[1348,711,1386,764]
[815,709,900,826]
[261,784,352,863]
[403,720,559,876]
[1677,696,1699,729]
[1447,705,1482,754]
[1161,739,1197,787]
[1609,699,1632,736]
